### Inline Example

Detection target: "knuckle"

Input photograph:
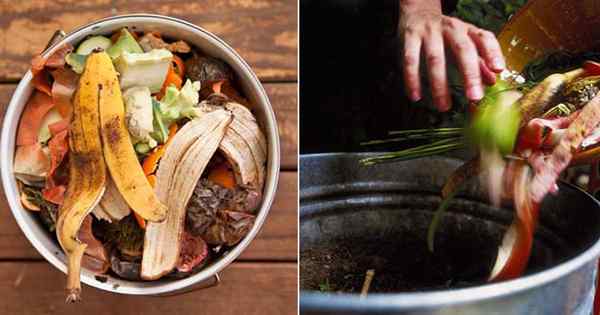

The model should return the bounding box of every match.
[432,88,446,98]
[403,53,418,66]
[454,40,471,53]
[423,24,433,34]
[443,17,462,29]
[482,30,495,39]
[404,25,418,35]
[464,70,481,83]
[426,53,442,66]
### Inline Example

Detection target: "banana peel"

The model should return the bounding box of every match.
[98,176,131,221]
[223,102,267,190]
[56,52,107,303]
[197,96,267,190]
[141,109,232,280]
[94,52,167,222]
[92,176,131,222]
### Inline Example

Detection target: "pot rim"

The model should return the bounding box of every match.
[300,152,600,310]
[0,13,280,295]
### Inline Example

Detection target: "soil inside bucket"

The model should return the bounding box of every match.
[299,201,567,294]
[300,216,499,293]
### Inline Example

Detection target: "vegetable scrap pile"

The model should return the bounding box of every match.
[362,57,600,282]
[15,28,267,302]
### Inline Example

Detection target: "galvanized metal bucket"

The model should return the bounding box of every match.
[0,14,280,296]
[300,153,600,315]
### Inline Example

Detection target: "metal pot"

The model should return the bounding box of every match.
[300,153,600,315]
[0,14,280,296]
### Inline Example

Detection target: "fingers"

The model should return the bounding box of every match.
[403,32,423,102]
[480,58,497,86]
[443,20,483,101]
[423,32,451,111]
[399,16,503,111]
[469,27,505,72]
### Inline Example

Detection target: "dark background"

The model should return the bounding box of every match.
[300,0,458,153]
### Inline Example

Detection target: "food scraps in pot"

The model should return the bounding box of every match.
[13,28,267,302]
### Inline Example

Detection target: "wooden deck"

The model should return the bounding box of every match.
[0,1,298,314]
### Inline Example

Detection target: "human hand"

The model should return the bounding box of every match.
[399,0,505,111]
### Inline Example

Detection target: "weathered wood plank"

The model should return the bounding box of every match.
[241,171,297,260]
[264,83,297,169]
[0,170,297,261]
[0,0,297,81]
[0,82,297,168]
[0,261,297,315]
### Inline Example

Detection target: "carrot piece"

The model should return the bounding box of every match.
[147,174,157,187]
[16,92,54,146]
[142,124,178,175]
[156,64,183,99]
[208,162,236,189]
[172,55,185,77]
[142,150,160,175]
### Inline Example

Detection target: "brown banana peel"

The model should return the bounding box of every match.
[224,103,267,190]
[95,52,167,222]
[56,52,107,303]
[198,97,267,190]
[141,109,232,280]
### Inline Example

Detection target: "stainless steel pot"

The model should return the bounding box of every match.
[300,153,600,315]
[0,14,280,296]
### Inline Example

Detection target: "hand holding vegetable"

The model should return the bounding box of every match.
[399,0,505,111]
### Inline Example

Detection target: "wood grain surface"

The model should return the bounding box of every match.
[0,261,297,315]
[0,0,298,82]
